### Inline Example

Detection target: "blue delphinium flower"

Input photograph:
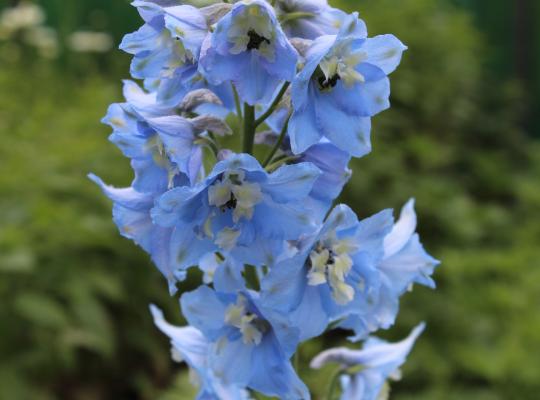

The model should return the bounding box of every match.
[181,286,310,399]
[261,204,393,341]
[102,81,188,192]
[150,305,251,400]
[95,1,439,397]
[151,153,321,272]
[199,0,298,105]
[338,200,440,341]
[88,174,189,294]
[95,80,233,292]
[262,200,438,341]
[275,0,347,40]
[310,323,425,400]
[120,1,234,109]
[288,12,406,156]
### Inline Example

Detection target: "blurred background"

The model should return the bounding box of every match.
[0,0,539,399]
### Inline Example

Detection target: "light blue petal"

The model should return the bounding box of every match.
[130,47,172,79]
[253,197,317,240]
[112,204,153,253]
[314,93,372,157]
[88,174,154,210]
[354,209,394,258]
[131,158,169,193]
[261,256,307,312]
[301,142,351,202]
[383,199,417,257]
[123,80,171,116]
[362,34,407,75]
[163,5,207,57]
[150,304,208,371]
[213,259,246,293]
[264,162,321,203]
[249,335,310,400]
[289,285,328,341]
[152,185,206,227]
[289,98,323,154]
[169,223,216,271]
[336,12,367,40]
[180,286,228,341]
[209,337,254,388]
[380,233,440,292]
[146,115,196,169]
[235,52,279,105]
[320,204,360,236]
[120,22,161,55]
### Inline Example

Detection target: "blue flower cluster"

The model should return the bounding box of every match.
[92,1,439,399]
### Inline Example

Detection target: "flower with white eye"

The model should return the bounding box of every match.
[199,0,298,105]
[289,12,407,157]
[181,287,310,399]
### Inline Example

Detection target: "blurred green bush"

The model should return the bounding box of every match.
[0,0,538,399]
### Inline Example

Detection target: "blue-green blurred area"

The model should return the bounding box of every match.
[0,0,539,399]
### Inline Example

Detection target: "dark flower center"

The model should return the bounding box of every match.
[318,74,341,90]
[247,29,270,50]
[222,193,237,212]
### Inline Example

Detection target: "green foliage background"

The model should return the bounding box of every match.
[0,0,539,399]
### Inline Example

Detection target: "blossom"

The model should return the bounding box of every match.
[275,0,347,40]
[181,287,310,399]
[338,200,439,341]
[95,79,227,293]
[102,80,203,190]
[120,1,234,109]
[261,204,393,341]
[95,1,440,397]
[310,323,425,400]
[262,200,438,341]
[150,305,251,400]
[151,153,321,271]
[199,0,298,105]
[288,13,406,156]
[88,174,189,294]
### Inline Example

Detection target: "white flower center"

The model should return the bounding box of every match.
[224,296,266,346]
[208,170,263,223]
[226,3,276,61]
[318,39,368,89]
[307,232,359,304]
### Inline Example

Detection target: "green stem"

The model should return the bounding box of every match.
[194,137,219,159]
[279,11,316,25]
[262,112,291,167]
[254,81,290,127]
[326,369,343,400]
[242,103,256,154]
[265,155,299,173]
[232,83,243,120]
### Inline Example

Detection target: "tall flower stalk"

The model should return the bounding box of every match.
[91,1,439,398]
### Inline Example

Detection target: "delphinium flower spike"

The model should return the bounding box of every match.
[92,1,438,398]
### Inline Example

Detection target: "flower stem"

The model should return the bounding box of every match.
[279,11,316,25]
[243,103,256,155]
[262,112,291,167]
[255,81,290,127]
[265,155,299,173]
[232,83,243,120]
[326,369,342,400]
